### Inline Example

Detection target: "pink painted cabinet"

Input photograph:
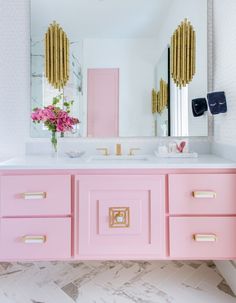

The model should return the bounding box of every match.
[169,173,236,259]
[169,174,236,215]
[0,170,236,260]
[0,174,72,260]
[170,217,236,259]
[0,218,71,260]
[0,175,71,217]
[75,175,166,259]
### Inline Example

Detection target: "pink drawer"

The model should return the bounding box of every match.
[0,218,71,260]
[170,217,236,259]
[169,174,236,215]
[0,175,71,216]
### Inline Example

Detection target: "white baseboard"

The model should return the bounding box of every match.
[215,261,236,295]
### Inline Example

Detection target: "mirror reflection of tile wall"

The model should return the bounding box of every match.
[31,0,208,138]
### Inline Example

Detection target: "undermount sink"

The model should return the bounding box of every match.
[87,155,151,162]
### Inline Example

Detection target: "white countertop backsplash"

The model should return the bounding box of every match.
[0,139,235,170]
[25,137,211,157]
[0,154,235,170]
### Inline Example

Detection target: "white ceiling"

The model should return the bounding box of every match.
[31,0,172,39]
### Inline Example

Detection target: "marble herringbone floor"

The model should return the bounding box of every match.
[0,261,235,303]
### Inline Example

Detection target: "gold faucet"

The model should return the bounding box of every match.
[96,148,109,156]
[128,148,140,156]
[116,144,122,156]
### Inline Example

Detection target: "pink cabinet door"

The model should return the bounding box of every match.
[87,68,119,137]
[75,175,166,258]
[0,218,71,260]
[0,175,71,217]
[170,217,236,259]
[169,174,236,215]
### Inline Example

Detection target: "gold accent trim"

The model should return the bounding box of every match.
[193,234,217,242]
[170,18,196,87]
[109,207,130,228]
[193,191,217,199]
[45,21,70,90]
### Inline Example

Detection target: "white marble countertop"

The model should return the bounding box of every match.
[0,154,235,170]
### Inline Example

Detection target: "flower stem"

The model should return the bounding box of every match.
[51,131,57,153]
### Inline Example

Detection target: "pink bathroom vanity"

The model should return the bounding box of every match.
[0,155,236,261]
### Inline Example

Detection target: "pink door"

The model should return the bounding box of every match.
[87,68,119,137]
[75,175,166,259]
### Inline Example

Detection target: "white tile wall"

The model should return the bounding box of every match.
[210,0,236,289]
[0,0,30,157]
[213,0,236,146]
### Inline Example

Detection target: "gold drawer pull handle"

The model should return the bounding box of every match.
[22,235,47,244]
[109,207,130,228]
[193,234,217,242]
[193,191,216,199]
[22,192,47,200]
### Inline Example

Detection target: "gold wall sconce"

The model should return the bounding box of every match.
[170,18,196,88]
[45,21,70,90]
[152,79,168,114]
[158,79,168,113]
[152,89,158,114]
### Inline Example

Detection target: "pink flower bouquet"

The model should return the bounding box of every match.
[31,96,79,152]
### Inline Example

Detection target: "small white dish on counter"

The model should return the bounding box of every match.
[65,151,85,158]
[154,151,198,158]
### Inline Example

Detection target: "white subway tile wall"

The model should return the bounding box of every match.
[0,0,30,157]
[213,0,236,146]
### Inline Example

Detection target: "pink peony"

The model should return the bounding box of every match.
[31,104,79,133]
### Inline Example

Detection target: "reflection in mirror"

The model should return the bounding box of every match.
[31,0,208,138]
[154,47,170,137]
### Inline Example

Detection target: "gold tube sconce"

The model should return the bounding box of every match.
[152,89,158,114]
[158,79,168,113]
[152,79,168,114]
[170,18,196,88]
[45,21,70,90]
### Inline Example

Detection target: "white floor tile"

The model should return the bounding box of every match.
[0,261,234,303]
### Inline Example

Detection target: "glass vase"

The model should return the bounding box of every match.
[51,131,58,158]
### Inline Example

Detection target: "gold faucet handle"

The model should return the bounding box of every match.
[129,148,140,156]
[96,148,109,156]
[116,144,122,156]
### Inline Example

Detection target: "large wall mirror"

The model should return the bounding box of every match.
[31,0,208,138]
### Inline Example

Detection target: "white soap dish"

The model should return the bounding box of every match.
[154,151,198,159]
[65,151,85,158]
